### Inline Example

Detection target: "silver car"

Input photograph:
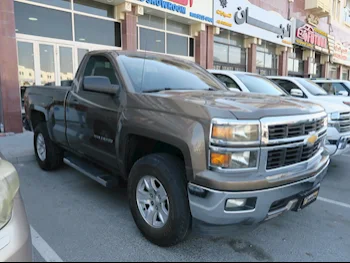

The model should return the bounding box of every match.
[0,158,32,262]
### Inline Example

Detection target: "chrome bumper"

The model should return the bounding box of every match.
[188,155,329,226]
[0,193,32,262]
[326,133,350,156]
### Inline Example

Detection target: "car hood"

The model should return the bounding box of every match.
[306,98,350,113]
[130,91,325,120]
[310,95,350,106]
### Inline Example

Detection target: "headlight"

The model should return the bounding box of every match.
[0,159,20,229]
[210,151,259,169]
[211,120,260,145]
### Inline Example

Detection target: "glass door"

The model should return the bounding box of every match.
[39,43,57,86]
[58,45,74,86]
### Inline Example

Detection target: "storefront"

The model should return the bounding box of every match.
[212,0,292,75]
[331,41,350,80]
[291,19,330,78]
[15,0,123,87]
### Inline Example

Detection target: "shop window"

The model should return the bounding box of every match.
[167,34,188,56]
[345,0,350,23]
[74,0,114,18]
[75,14,121,46]
[138,14,165,30]
[214,29,246,71]
[288,49,304,76]
[14,2,72,40]
[257,41,278,76]
[138,14,193,57]
[139,28,166,54]
[25,0,71,9]
[167,19,190,35]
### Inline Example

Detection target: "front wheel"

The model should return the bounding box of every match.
[34,123,63,171]
[128,153,191,247]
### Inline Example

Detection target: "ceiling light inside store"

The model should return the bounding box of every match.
[79,38,86,41]
[28,17,38,21]
[156,40,162,43]
[15,29,18,32]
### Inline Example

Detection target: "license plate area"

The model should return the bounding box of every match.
[298,188,320,210]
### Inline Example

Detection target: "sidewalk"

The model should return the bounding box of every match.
[0,132,35,163]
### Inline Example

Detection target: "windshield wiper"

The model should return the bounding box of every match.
[143,87,217,93]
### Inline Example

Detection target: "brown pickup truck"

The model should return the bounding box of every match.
[24,51,330,246]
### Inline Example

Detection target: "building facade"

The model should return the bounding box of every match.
[1,0,350,132]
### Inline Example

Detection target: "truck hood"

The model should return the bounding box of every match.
[309,96,350,109]
[305,98,350,114]
[132,91,325,120]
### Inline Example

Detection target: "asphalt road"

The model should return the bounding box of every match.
[16,155,350,262]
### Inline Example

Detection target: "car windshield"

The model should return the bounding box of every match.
[235,74,287,96]
[343,81,350,89]
[118,55,227,93]
[296,79,328,96]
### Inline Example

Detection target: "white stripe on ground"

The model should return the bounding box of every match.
[318,197,350,209]
[31,226,64,262]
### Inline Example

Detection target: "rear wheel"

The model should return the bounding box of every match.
[128,153,191,247]
[34,123,63,171]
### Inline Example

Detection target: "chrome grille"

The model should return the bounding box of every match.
[267,139,322,170]
[268,118,325,140]
[339,112,350,133]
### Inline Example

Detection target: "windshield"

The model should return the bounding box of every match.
[118,55,227,93]
[235,74,287,96]
[343,81,350,90]
[296,79,328,96]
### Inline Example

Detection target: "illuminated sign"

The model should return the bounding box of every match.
[296,24,327,49]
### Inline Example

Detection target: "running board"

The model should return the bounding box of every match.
[63,155,118,188]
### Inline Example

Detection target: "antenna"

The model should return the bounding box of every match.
[140,13,152,92]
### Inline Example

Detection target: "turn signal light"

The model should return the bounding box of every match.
[210,152,230,168]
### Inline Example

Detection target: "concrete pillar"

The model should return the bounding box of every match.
[247,44,257,73]
[278,51,288,76]
[337,65,343,79]
[206,25,214,69]
[322,62,330,78]
[121,7,137,51]
[195,30,207,68]
[0,0,22,133]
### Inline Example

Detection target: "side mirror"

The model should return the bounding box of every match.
[337,90,349,96]
[291,88,304,98]
[229,88,241,92]
[83,76,119,95]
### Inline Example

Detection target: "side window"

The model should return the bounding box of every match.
[332,83,348,95]
[320,83,334,95]
[273,79,302,95]
[83,55,119,85]
[214,74,241,90]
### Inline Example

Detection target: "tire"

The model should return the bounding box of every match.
[128,153,191,247]
[34,123,63,171]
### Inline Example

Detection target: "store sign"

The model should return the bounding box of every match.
[213,0,292,47]
[293,20,329,54]
[136,0,213,23]
[332,41,350,66]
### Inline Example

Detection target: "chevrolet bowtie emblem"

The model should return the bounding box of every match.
[305,133,318,147]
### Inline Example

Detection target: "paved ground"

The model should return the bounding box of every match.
[13,154,350,262]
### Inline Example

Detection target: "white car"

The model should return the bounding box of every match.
[208,70,350,156]
[268,76,350,156]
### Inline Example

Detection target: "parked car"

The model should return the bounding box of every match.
[312,79,350,97]
[25,51,329,246]
[268,76,350,156]
[0,158,32,262]
[208,70,286,96]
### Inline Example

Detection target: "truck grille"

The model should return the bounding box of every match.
[339,112,350,133]
[268,118,324,140]
[267,139,322,170]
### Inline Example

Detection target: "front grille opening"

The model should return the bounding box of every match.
[269,118,325,140]
[267,139,322,170]
[269,195,297,213]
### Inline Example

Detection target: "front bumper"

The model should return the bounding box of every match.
[188,154,329,226]
[0,193,32,262]
[325,128,350,156]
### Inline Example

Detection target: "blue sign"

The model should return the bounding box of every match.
[139,0,186,14]
[139,0,213,23]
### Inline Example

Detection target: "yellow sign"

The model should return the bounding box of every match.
[216,10,232,19]
[216,19,232,27]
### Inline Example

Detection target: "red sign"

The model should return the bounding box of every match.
[170,0,193,7]
[296,24,327,49]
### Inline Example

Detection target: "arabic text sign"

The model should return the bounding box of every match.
[135,0,213,23]
[332,41,350,66]
[213,0,292,47]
